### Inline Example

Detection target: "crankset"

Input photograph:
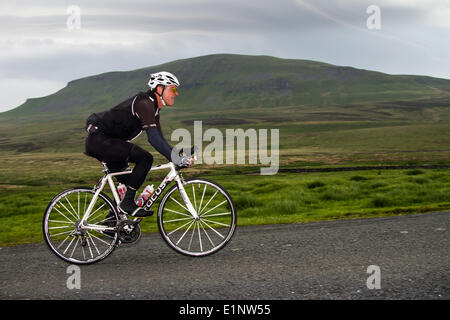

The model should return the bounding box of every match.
[116,220,141,244]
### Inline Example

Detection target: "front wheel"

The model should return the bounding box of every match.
[157,179,237,257]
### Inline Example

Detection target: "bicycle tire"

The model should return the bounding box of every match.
[157,178,237,257]
[43,187,119,265]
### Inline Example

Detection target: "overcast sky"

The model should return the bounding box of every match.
[1,0,449,112]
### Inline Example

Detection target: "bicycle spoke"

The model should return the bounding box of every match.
[48,225,72,230]
[199,219,225,239]
[49,219,73,224]
[197,221,203,252]
[198,190,218,215]
[164,216,194,224]
[87,232,101,255]
[192,184,197,211]
[198,184,207,213]
[84,192,88,216]
[167,219,196,236]
[65,196,79,220]
[86,235,94,259]
[52,229,74,238]
[63,237,76,255]
[58,201,79,222]
[70,237,80,258]
[201,218,230,228]
[90,231,115,244]
[57,233,74,249]
[164,208,191,217]
[87,203,107,222]
[53,206,75,224]
[176,220,196,246]
[170,197,189,212]
[200,200,227,217]
[188,221,196,251]
[89,211,112,225]
[199,220,215,248]
[201,212,231,218]
[93,216,115,225]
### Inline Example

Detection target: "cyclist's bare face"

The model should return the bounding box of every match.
[157,85,178,108]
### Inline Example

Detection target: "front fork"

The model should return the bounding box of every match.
[174,175,199,220]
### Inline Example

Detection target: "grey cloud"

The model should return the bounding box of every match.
[294,0,430,30]
[0,1,318,35]
[1,0,449,112]
[0,44,152,81]
[0,0,434,39]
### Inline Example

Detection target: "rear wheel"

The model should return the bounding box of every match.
[43,187,119,265]
[157,179,237,257]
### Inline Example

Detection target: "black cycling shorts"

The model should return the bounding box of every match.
[85,132,153,189]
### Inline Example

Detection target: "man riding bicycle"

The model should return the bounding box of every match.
[84,71,192,218]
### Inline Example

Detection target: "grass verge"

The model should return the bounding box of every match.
[1,167,449,246]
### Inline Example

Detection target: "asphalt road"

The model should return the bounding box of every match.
[0,211,448,300]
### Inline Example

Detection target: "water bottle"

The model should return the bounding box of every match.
[117,183,127,200]
[136,185,154,207]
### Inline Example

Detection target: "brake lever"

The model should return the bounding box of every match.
[191,145,198,161]
[177,146,198,162]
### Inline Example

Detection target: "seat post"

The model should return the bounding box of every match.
[101,161,110,173]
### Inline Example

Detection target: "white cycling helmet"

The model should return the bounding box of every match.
[148,71,180,91]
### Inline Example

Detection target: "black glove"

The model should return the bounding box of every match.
[176,155,191,168]
[172,146,197,168]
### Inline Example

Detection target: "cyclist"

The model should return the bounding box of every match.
[84,71,192,218]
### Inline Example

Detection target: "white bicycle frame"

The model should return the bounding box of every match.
[79,162,199,232]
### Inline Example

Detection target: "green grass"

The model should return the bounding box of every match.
[1,112,449,247]
[1,53,450,247]
[2,118,450,167]
[1,154,449,246]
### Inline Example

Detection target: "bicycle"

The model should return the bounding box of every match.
[42,147,237,265]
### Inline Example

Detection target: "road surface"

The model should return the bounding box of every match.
[0,211,448,300]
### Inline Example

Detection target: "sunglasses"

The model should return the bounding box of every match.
[168,87,178,93]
